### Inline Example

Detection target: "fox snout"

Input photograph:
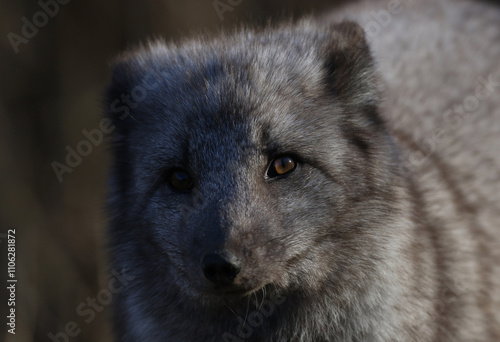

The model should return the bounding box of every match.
[201,251,242,286]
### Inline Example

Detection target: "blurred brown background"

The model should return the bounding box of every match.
[0,0,351,341]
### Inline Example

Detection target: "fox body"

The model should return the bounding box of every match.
[106,0,500,340]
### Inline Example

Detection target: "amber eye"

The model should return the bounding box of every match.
[267,156,297,178]
[168,169,193,190]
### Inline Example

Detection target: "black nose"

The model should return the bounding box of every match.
[202,252,241,285]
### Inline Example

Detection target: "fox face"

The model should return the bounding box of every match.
[106,21,398,309]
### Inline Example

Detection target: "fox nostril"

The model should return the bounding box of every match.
[202,252,241,285]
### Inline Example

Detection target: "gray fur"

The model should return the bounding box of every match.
[105,0,500,340]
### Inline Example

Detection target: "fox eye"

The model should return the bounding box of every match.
[267,156,297,178]
[168,168,193,191]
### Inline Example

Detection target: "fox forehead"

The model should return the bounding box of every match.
[136,66,326,155]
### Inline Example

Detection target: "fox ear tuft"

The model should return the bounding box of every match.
[328,21,369,56]
[321,21,378,104]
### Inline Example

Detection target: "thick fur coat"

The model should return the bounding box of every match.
[105,0,500,340]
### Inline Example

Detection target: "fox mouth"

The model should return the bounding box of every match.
[201,285,259,297]
[198,281,270,299]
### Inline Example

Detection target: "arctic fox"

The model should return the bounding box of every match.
[105,0,500,340]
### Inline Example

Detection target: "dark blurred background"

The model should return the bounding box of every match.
[0,0,352,341]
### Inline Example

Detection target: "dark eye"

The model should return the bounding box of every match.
[167,168,193,191]
[267,156,297,178]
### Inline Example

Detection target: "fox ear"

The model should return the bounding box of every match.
[321,21,378,105]
[106,59,135,105]
[104,56,144,132]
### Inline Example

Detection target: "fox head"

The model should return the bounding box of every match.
[106,20,399,310]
